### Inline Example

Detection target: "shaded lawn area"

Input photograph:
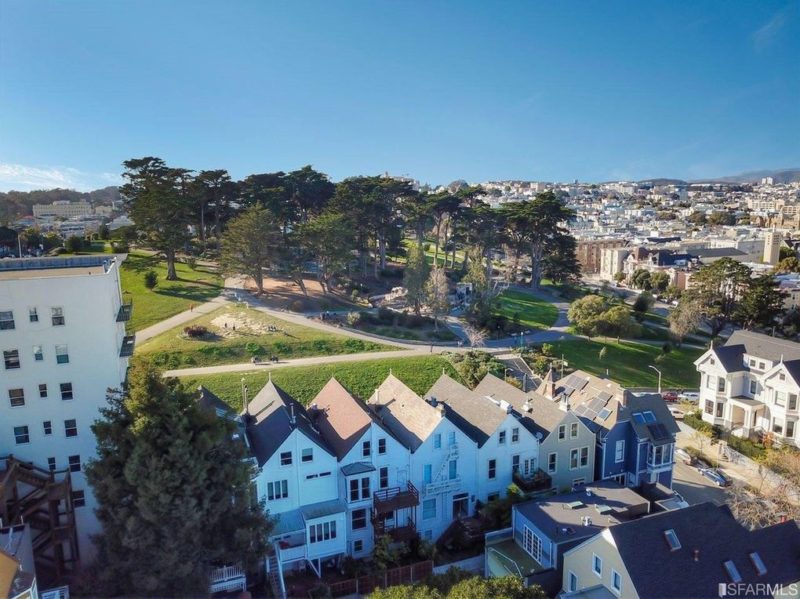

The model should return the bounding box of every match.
[180,355,462,410]
[397,239,466,268]
[546,339,703,389]
[137,304,394,368]
[493,289,558,330]
[121,251,224,331]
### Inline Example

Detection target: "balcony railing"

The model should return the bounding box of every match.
[513,469,552,493]
[425,477,461,496]
[373,481,419,514]
[373,515,417,542]
[209,564,246,594]
[116,303,133,322]
[119,335,136,357]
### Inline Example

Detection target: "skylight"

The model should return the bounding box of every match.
[724,560,742,583]
[663,529,681,551]
[643,411,657,423]
[598,408,612,421]
[749,552,767,576]
[632,413,645,424]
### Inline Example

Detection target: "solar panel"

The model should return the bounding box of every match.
[597,391,613,401]
[573,405,588,416]
[588,397,606,412]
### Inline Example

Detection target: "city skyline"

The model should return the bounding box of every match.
[1,0,798,191]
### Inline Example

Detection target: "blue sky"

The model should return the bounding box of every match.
[0,0,798,190]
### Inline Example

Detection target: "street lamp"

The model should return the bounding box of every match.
[648,365,662,395]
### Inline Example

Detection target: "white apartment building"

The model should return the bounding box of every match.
[0,256,132,564]
[32,201,92,219]
[694,330,800,447]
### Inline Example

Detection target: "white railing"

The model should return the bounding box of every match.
[279,543,307,562]
[41,587,70,599]
[209,564,246,594]
[425,477,461,496]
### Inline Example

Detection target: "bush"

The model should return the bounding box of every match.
[289,299,306,312]
[111,241,130,253]
[245,342,264,356]
[65,235,85,253]
[346,311,362,327]
[183,325,208,338]
[186,256,197,270]
[144,270,158,289]
[423,242,432,252]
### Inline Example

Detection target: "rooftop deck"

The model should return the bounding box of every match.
[0,256,118,279]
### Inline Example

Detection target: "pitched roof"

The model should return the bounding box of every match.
[725,329,800,363]
[609,502,800,598]
[243,378,332,466]
[623,394,680,445]
[196,386,235,416]
[425,374,508,447]
[367,374,442,452]
[308,378,373,460]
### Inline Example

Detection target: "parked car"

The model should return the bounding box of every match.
[679,391,700,402]
[662,391,679,402]
[668,406,685,420]
[700,468,732,487]
[675,447,695,465]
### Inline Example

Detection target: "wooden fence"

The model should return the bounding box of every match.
[327,560,434,597]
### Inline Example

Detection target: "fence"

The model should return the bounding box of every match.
[432,554,485,575]
[327,560,434,597]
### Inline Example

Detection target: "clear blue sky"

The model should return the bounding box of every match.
[0,0,798,190]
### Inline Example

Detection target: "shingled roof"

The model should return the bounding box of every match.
[308,378,374,460]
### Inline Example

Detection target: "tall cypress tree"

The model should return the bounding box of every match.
[85,361,272,596]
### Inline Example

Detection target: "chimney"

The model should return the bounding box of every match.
[693,549,700,562]
[618,388,633,408]
[537,368,557,400]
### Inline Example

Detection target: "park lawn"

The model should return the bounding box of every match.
[180,355,462,410]
[546,339,703,389]
[121,251,224,331]
[62,241,113,254]
[493,289,559,330]
[398,239,466,268]
[137,304,395,369]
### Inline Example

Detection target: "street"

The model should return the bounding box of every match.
[671,459,728,506]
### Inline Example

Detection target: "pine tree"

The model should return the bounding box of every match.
[404,242,430,315]
[85,361,272,596]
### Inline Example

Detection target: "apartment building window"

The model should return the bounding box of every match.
[423,464,432,484]
[352,508,367,530]
[29,308,38,323]
[570,448,579,470]
[301,448,313,463]
[705,400,714,415]
[4,349,20,369]
[55,345,69,364]
[447,431,456,446]
[448,459,457,480]
[776,391,787,407]
[593,554,602,576]
[33,345,44,361]
[512,454,520,473]
[548,453,557,474]
[68,455,81,472]
[611,570,622,595]
[434,434,441,449]
[349,477,370,501]
[717,377,726,393]
[558,424,566,440]
[787,421,795,438]
[353,540,363,552]
[568,572,578,592]
[750,379,757,394]
[280,451,292,466]
[309,520,336,543]
[790,394,798,410]
[72,490,85,508]
[60,383,73,401]
[570,422,579,438]
[64,419,77,437]
[9,388,24,407]
[511,427,519,443]
[423,499,436,520]
[362,441,371,457]
[379,466,388,489]
[716,402,724,418]
[51,307,65,326]
[378,438,387,454]
[773,420,784,436]
[47,457,56,471]
[43,421,52,435]
[498,430,506,445]
[615,440,625,463]
[488,459,497,480]
[267,480,288,500]
[580,446,589,467]
[14,425,29,444]
[0,311,15,330]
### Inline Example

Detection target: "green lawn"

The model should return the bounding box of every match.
[121,252,224,331]
[493,289,559,330]
[397,239,466,268]
[137,304,394,368]
[180,355,462,410]
[547,339,703,389]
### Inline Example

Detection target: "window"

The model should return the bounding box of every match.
[64,419,77,438]
[615,440,625,463]
[512,454,520,473]
[558,424,566,440]
[570,422,579,438]
[379,466,388,489]
[717,377,726,392]
[72,490,85,508]
[780,373,786,381]
[60,382,73,401]
[51,307,65,326]
[776,390,787,407]
[33,345,43,361]
[498,430,506,445]
[352,508,367,530]
[548,453,557,473]
[354,540,363,552]
[790,394,798,411]
[309,520,336,543]
[301,448,313,463]
[749,358,756,367]
[611,570,622,594]
[488,459,496,480]
[447,431,456,446]
[749,552,767,576]
[773,419,784,435]
[68,455,81,472]
[750,379,757,394]
[47,457,56,471]
[14,425,29,444]
[568,572,578,592]
[592,554,602,576]
[267,480,288,500]
[29,308,38,323]
[362,441,371,457]
[706,375,714,390]
[705,400,714,415]
[349,477,370,501]
[43,421,52,435]
[724,560,742,583]
[378,438,387,454]
[488,492,500,502]
[448,459,457,480]
[423,464,432,484]
[434,433,441,449]
[759,361,765,370]
[55,345,69,364]
[9,388,24,407]
[787,421,795,438]
[511,427,519,443]
[664,529,681,551]
[522,526,542,561]
[716,402,723,418]
[0,311,14,330]
[423,498,436,519]
[38,384,47,398]
[4,349,20,369]
[280,451,292,466]
[580,446,589,467]
[570,448,579,470]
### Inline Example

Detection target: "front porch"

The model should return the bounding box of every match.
[727,396,766,439]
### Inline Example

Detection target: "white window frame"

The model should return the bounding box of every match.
[611,569,622,595]
[592,553,602,577]
[615,440,625,463]
[522,526,542,561]
[547,452,557,474]
[568,571,578,592]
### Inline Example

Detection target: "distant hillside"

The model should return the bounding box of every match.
[636,178,689,186]
[0,186,119,224]
[694,168,800,184]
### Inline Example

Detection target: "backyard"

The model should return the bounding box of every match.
[491,289,559,330]
[120,251,224,331]
[181,354,462,410]
[136,303,394,368]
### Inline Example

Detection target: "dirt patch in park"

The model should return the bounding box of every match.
[209,311,286,339]
[236,275,360,312]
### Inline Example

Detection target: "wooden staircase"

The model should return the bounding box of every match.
[266,552,285,599]
[0,455,79,588]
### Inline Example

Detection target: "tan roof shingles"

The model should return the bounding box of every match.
[367,374,442,452]
[309,378,373,460]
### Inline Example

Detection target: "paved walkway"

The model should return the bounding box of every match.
[136,296,228,343]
